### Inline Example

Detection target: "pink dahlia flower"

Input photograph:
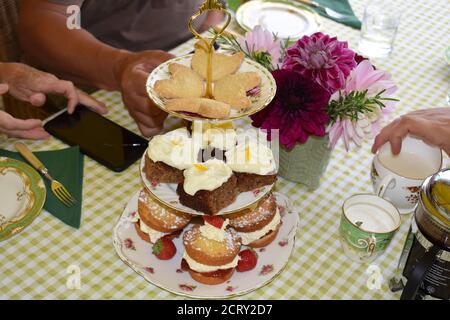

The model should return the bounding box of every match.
[250,69,330,150]
[328,60,398,151]
[238,26,282,69]
[282,32,357,93]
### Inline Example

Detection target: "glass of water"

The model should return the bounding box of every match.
[358,0,402,58]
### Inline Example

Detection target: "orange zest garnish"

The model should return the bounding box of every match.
[245,146,251,162]
[194,164,208,171]
[215,122,234,130]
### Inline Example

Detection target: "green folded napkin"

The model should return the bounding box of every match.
[229,0,362,30]
[313,0,361,29]
[0,147,84,229]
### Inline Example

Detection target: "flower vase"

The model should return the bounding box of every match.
[278,135,332,190]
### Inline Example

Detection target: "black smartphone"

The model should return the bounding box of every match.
[44,105,148,172]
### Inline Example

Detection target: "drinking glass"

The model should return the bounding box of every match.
[358,0,402,58]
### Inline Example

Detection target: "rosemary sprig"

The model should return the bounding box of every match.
[208,28,288,71]
[327,89,399,124]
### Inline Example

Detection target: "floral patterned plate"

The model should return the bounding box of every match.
[140,153,275,216]
[146,54,276,122]
[113,191,298,299]
[0,157,46,241]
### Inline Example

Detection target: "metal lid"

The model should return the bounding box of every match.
[420,168,450,231]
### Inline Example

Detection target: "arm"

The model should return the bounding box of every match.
[372,108,450,156]
[19,0,125,91]
[19,0,174,136]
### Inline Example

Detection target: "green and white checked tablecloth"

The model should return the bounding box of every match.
[1,0,449,300]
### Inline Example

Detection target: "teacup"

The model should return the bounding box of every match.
[371,135,442,214]
[339,194,401,263]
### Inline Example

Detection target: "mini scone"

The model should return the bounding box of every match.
[213,72,262,109]
[191,41,245,81]
[225,139,277,192]
[165,98,231,119]
[177,159,238,215]
[145,128,201,184]
[132,189,192,243]
[154,63,204,99]
[227,193,281,248]
[182,221,241,285]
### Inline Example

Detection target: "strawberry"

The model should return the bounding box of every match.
[152,237,176,260]
[203,216,225,229]
[181,259,190,271]
[236,249,258,272]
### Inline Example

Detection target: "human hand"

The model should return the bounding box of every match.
[0,63,107,114]
[0,110,49,140]
[115,50,174,137]
[372,108,450,156]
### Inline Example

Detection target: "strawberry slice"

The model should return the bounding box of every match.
[236,249,258,272]
[181,258,190,271]
[203,216,225,229]
[152,237,176,260]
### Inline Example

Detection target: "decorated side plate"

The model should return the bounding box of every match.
[0,157,46,241]
[113,191,298,299]
[146,54,276,122]
[140,153,275,216]
[236,0,320,40]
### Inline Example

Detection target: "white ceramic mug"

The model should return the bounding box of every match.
[371,135,442,214]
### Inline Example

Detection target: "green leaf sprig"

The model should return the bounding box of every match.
[327,89,399,125]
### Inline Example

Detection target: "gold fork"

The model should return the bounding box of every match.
[15,143,76,207]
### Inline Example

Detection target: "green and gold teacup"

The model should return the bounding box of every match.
[339,194,401,263]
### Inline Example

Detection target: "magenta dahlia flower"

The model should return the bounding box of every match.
[250,69,331,150]
[282,32,357,93]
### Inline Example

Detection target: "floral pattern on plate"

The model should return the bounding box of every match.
[0,157,46,241]
[113,190,299,299]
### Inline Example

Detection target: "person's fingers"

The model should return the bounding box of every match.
[76,90,108,115]
[129,109,164,130]
[6,127,51,140]
[371,134,387,154]
[7,85,35,102]
[133,68,153,96]
[29,93,47,107]
[123,92,166,117]
[36,79,79,112]
[136,122,163,137]
[0,83,8,95]
[0,111,43,131]
[389,136,403,155]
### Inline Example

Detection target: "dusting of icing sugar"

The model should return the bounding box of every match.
[230,195,276,229]
[183,227,240,257]
[139,190,189,228]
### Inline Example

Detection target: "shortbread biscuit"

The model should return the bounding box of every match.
[165,98,231,119]
[191,41,245,81]
[213,72,261,109]
[154,63,204,99]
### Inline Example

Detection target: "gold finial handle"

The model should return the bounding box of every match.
[188,0,232,98]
